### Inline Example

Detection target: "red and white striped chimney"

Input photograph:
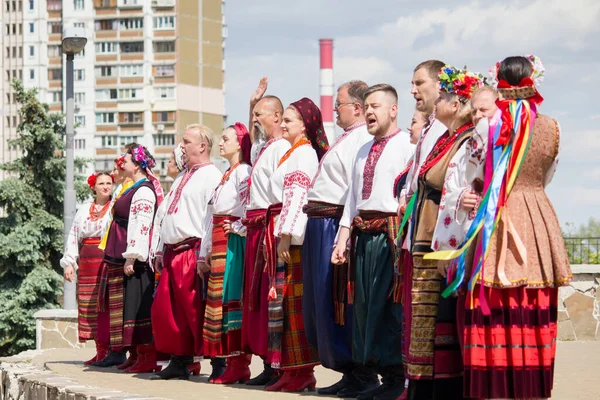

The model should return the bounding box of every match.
[319,39,335,142]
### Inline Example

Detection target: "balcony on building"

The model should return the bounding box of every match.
[119,18,144,39]
[153,40,176,61]
[94,19,118,40]
[118,112,144,132]
[152,64,175,84]
[120,41,144,61]
[151,0,175,9]
[47,0,62,19]
[48,45,62,66]
[95,42,119,63]
[153,15,175,39]
[94,0,118,16]
[48,68,62,89]
[95,66,118,86]
[48,21,62,43]
[152,111,176,130]
[117,0,143,9]
[96,112,118,133]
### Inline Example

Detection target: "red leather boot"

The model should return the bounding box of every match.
[126,344,161,373]
[189,361,201,376]
[281,366,316,392]
[266,370,296,392]
[84,340,108,365]
[212,354,252,384]
[117,347,137,370]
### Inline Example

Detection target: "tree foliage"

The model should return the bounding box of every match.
[0,81,88,356]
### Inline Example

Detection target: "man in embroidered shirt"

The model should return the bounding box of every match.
[303,80,378,397]
[241,80,291,386]
[332,84,414,400]
[150,124,223,380]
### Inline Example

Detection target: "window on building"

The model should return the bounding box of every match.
[11,1,15,11]
[11,46,16,58]
[29,22,34,33]
[48,68,62,80]
[48,45,61,57]
[74,92,85,105]
[28,0,32,10]
[74,138,86,149]
[119,18,143,30]
[5,71,10,81]
[18,69,22,80]
[47,0,61,10]
[120,0,141,6]
[75,69,85,81]
[154,134,175,147]
[155,64,174,76]
[29,46,34,56]
[119,64,142,77]
[73,0,84,10]
[6,116,10,127]
[101,136,118,147]
[96,112,116,125]
[118,88,141,100]
[18,23,22,34]
[12,69,17,79]
[153,111,174,123]
[95,19,117,31]
[18,46,22,58]
[153,16,175,30]
[120,112,142,123]
[119,135,139,146]
[120,42,143,53]
[74,22,85,29]
[29,69,34,79]
[48,91,62,103]
[18,0,22,11]
[5,1,9,11]
[12,24,16,34]
[12,115,17,126]
[95,88,118,100]
[100,0,110,7]
[95,42,118,54]
[48,21,62,34]
[75,115,86,127]
[5,24,9,35]
[154,86,175,100]
[153,41,175,53]
[95,66,115,77]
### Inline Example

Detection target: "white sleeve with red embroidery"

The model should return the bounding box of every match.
[465,118,489,190]
[149,199,167,263]
[432,144,471,251]
[123,186,156,262]
[59,206,87,269]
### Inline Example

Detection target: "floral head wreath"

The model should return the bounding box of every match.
[438,65,484,103]
[487,55,545,103]
[115,155,126,171]
[87,172,114,190]
[132,145,156,170]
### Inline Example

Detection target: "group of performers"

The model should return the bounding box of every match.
[61,54,571,400]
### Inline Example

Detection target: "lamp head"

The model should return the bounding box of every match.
[61,27,87,55]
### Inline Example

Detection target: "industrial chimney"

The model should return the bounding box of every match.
[319,39,335,142]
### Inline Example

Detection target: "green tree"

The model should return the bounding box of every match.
[0,81,88,356]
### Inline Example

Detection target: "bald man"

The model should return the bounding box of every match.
[151,124,223,380]
[241,79,291,386]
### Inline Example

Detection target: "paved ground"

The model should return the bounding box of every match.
[31,341,600,399]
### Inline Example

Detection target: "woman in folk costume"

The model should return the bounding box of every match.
[427,56,571,400]
[93,144,164,372]
[264,97,328,392]
[198,123,252,384]
[405,66,483,400]
[61,172,114,365]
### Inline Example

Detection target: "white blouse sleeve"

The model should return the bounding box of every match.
[232,168,249,236]
[432,145,471,251]
[465,118,489,191]
[198,211,214,262]
[275,166,313,240]
[122,186,156,262]
[544,120,561,188]
[60,207,86,270]
[149,200,167,262]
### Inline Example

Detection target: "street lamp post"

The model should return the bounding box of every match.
[61,27,87,310]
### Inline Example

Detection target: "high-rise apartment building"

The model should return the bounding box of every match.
[1,0,226,184]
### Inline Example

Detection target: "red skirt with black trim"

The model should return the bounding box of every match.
[462,284,558,399]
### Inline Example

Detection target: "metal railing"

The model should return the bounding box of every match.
[563,237,600,265]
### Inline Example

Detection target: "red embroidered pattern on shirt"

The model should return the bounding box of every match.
[283,170,311,190]
[362,130,400,200]
[140,224,150,236]
[167,163,212,215]
[278,171,311,237]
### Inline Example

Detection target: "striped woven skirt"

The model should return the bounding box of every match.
[462,284,558,399]
[77,237,104,342]
[204,215,245,357]
[269,246,319,370]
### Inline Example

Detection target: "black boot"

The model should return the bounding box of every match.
[318,373,355,395]
[209,357,226,381]
[91,350,126,368]
[338,367,380,398]
[245,361,274,386]
[373,368,405,400]
[150,356,192,380]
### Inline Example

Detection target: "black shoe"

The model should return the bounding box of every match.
[355,381,388,400]
[149,356,190,380]
[209,357,226,381]
[318,374,354,395]
[373,382,405,400]
[338,376,380,398]
[91,351,126,368]
[245,362,274,386]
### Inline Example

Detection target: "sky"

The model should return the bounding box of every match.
[223,0,600,230]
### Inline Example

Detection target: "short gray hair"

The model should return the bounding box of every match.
[338,80,369,103]
[185,123,214,151]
